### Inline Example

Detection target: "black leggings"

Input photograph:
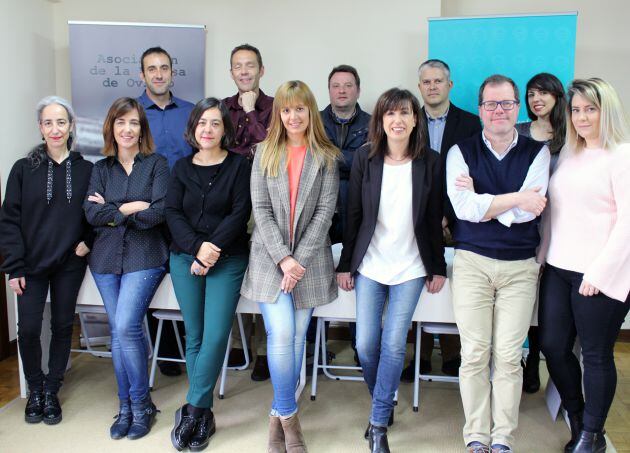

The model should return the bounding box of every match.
[17,255,86,393]
[539,263,629,432]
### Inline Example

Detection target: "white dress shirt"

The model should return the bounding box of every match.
[445,129,550,227]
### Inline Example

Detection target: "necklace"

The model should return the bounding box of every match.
[386,152,409,162]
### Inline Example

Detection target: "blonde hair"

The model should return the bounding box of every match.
[259,80,339,177]
[566,78,630,152]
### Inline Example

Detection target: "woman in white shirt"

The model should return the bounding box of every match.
[336,88,446,453]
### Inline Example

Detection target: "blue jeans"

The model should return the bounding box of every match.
[355,273,425,426]
[259,292,313,417]
[92,266,165,403]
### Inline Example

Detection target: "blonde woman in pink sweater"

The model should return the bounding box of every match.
[539,78,630,453]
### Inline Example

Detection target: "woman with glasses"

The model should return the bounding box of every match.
[0,96,93,425]
[337,88,446,453]
[515,72,567,394]
[539,78,630,453]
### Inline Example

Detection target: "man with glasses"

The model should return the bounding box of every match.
[445,74,550,453]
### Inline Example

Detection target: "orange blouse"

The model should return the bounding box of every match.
[287,145,307,241]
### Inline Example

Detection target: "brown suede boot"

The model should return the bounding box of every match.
[280,414,307,453]
[268,415,286,453]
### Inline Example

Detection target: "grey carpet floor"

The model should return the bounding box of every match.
[0,344,614,453]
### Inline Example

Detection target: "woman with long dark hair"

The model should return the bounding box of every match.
[84,97,169,440]
[539,78,630,452]
[0,96,93,425]
[516,72,568,393]
[337,88,446,453]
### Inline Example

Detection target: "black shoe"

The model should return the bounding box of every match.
[42,392,62,425]
[400,362,415,383]
[24,390,44,424]
[523,354,540,393]
[564,412,584,452]
[189,410,216,452]
[364,412,394,440]
[227,348,246,367]
[251,355,270,381]
[441,357,461,377]
[110,399,132,439]
[171,404,197,451]
[400,358,431,383]
[127,396,159,440]
[571,430,607,453]
[159,361,182,377]
[368,425,390,453]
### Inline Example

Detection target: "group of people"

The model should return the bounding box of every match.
[0,42,628,453]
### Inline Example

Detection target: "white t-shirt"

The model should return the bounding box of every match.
[358,162,426,284]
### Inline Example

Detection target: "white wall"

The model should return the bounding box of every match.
[52,0,441,112]
[442,0,630,105]
[1,0,57,341]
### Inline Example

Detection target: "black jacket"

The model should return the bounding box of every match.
[321,104,371,181]
[336,144,446,279]
[165,152,251,258]
[0,150,93,278]
[422,103,482,225]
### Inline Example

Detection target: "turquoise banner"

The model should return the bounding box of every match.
[428,13,577,122]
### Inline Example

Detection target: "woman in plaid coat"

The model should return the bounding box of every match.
[241,80,340,453]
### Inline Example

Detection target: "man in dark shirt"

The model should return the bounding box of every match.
[137,46,194,169]
[137,46,194,376]
[401,59,482,382]
[223,44,272,381]
[222,44,274,159]
[320,64,371,242]
[316,65,370,368]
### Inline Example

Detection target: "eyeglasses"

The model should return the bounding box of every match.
[479,100,519,111]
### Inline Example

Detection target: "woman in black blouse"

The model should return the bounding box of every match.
[84,97,169,441]
[0,96,93,425]
[165,97,251,451]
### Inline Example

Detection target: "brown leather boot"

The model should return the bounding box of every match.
[268,416,286,453]
[280,414,307,453]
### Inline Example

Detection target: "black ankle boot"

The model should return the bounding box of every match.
[171,404,198,451]
[523,353,540,393]
[42,392,62,425]
[189,409,216,452]
[365,411,394,440]
[127,396,159,440]
[571,430,607,453]
[110,399,132,439]
[564,412,583,452]
[25,390,44,423]
[369,425,390,453]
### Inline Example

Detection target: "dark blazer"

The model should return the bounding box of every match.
[164,152,251,258]
[422,103,482,224]
[336,144,446,279]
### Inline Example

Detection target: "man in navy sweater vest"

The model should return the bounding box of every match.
[446,75,550,453]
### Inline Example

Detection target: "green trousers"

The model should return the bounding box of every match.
[170,252,248,408]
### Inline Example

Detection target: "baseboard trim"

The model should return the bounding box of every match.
[618,331,630,343]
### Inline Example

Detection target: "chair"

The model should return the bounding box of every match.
[71,305,153,359]
[412,321,460,412]
[148,310,250,392]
